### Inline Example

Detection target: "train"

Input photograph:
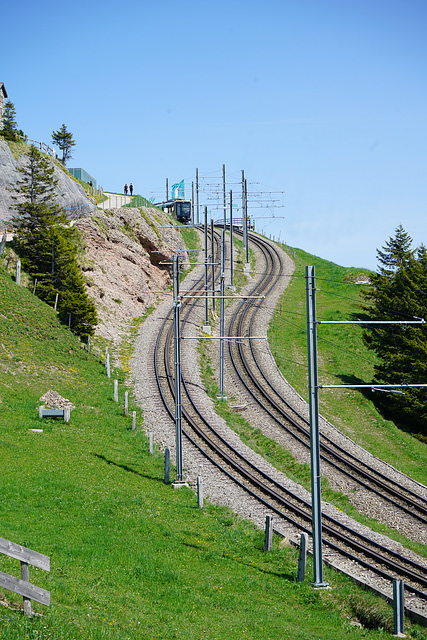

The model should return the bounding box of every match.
[155,199,192,224]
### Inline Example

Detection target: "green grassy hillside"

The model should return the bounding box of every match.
[0,257,425,639]
[269,247,426,486]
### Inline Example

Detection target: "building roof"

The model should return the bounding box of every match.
[0,83,7,98]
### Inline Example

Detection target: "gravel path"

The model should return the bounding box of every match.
[130,231,427,621]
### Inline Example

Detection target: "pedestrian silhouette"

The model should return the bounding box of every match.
[124,184,128,195]
[129,183,133,196]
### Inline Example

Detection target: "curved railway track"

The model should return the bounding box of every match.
[227,233,427,525]
[151,227,427,605]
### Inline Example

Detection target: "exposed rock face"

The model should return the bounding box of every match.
[75,205,188,345]
[0,140,95,226]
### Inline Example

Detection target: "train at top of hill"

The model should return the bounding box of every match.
[155,199,192,224]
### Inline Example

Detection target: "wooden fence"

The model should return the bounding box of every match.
[0,536,50,615]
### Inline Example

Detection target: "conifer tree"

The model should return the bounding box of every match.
[11,145,97,338]
[51,124,76,165]
[363,226,427,439]
[0,101,24,142]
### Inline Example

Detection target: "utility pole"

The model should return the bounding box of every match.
[203,206,210,331]
[166,178,169,201]
[218,228,226,400]
[196,168,199,225]
[223,163,226,227]
[306,266,328,587]
[191,181,195,224]
[241,169,246,251]
[244,178,249,266]
[172,254,185,487]
[229,190,235,290]
[211,218,216,313]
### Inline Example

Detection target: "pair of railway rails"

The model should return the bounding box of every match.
[151,228,427,614]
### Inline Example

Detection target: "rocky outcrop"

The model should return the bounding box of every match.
[75,205,189,345]
[0,140,95,226]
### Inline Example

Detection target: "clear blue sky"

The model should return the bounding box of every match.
[2,0,426,269]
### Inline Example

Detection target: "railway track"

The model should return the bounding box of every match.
[148,227,427,611]
[227,233,427,526]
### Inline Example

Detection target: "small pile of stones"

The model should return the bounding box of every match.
[39,390,75,410]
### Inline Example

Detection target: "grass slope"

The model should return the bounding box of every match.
[269,247,427,486]
[0,258,425,639]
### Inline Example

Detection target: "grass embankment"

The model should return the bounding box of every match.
[0,253,424,639]
[268,247,426,486]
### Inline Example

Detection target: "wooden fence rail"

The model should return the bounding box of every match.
[0,536,50,615]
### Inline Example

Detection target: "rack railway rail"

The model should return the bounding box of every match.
[150,227,427,618]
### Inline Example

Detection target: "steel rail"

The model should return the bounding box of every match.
[226,234,427,523]
[151,228,427,601]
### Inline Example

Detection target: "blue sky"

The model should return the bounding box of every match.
[2,0,426,269]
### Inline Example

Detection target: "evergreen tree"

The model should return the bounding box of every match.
[51,124,76,165]
[362,227,427,439]
[11,145,97,338]
[376,224,414,273]
[0,101,25,142]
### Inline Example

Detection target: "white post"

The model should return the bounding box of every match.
[16,260,21,285]
[124,391,129,415]
[297,533,309,581]
[132,411,136,431]
[149,431,154,454]
[197,476,203,508]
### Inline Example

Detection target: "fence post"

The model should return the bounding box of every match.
[16,260,21,285]
[124,391,129,416]
[20,561,32,616]
[0,232,6,255]
[264,515,273,551]
[54,293,59,311]
[132,411,136,430]
[106,352,111,378]
[393,579,405,637]
[197,476,203,508]
[164,448,170,484]
[149,431,154,454]
[33,279,37,295]
[114,379,118,402]
[297,533,309,581]
[87,335,91,354]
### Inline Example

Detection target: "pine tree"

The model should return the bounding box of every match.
[362,227,427,439]
[11,145,97,338]
[51,124,76,165]
[376,224,414,273]
[0,101,24,142]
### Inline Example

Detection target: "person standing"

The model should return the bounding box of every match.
[129,183,133,196]
[124,183,128,195]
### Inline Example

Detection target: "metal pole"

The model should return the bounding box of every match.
[204,206,209,326]
[219,228,226,398]
[229,190,234,288]
[244,178,249,265]
[393,579,405,636]
[306,265,328,587]
[211,219,216,313]
[242,170,246,254]
[196,168,199,225]
[223,163,226,228]
[166,178,169,201]
[173,254,184,483]
[191,181,194,224]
